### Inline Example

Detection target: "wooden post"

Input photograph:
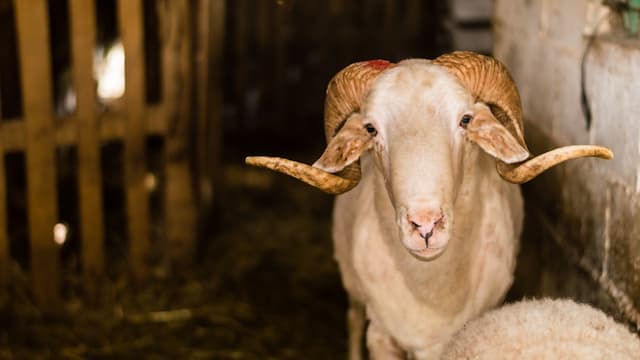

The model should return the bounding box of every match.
[207,0,225,204]
[256,0,272,54]
[118,0,150,279]
[196,0,211,211]
[192,0,225,251]
[0,140,6,284]
[160,0,197,263]
[234,0,248,122]
[69,0,105,295]
[273,1,292,128]
[256,0,273,110]
[14,0,61,307]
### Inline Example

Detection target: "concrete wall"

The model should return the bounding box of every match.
[493,0,640,330]
[447,0,493,53]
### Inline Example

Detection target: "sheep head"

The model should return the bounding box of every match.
[246,52,613,260]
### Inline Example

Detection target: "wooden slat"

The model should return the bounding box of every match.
[0,121,25,152]
[273,1,289,123]
[0,109,165,152]
[14,0,60,307]
[146,105,167,134]
[55,119,77,148]
[207,0,225,203]
[161,0,196,263]
[118,0,149,279]
[234,0,248,119]
[99,113,125,141]
[0,135,7,284]
[195,0,212,209]
[256,0,272,53]
[256,0,272,113]
[70,0,104,292]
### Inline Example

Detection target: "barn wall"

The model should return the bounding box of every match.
[493,0,640,329]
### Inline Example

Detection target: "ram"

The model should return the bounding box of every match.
[246,51,613,359]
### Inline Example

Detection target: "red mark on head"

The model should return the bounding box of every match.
[366,60,392,70]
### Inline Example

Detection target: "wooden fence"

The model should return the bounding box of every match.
[0,0,224,308]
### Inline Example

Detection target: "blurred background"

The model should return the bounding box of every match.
[0,0,638,358]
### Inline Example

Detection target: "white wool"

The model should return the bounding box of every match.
[441,298,640,360]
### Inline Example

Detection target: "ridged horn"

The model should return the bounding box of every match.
[245,60,393,194]
[496,145,613,184]
[434,51,613,183]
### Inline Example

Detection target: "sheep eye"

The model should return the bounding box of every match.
[460,114,472,128]
[364,123,377,135]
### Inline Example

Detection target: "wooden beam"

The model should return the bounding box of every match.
[118,0,149,280]
[70,0,104,295]
[0,121,25,153]
[14,0,61,307]
[0,108,165,152]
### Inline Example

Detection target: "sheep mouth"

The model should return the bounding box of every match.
[408,246,447,261]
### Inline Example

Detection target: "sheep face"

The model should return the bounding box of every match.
[314,59,529,261]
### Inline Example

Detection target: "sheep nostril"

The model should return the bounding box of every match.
[424,229,433,240]
[423,229,434,246]
[410,220,421,229]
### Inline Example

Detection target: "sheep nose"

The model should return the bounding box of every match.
[407,212,443,245]
[409,220,434,241]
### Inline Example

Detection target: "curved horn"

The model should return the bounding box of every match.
[496,145,613,184]
[434,51,527,148]
[434,51,613,183]
[245,156,360,195]
[245,60,393,194]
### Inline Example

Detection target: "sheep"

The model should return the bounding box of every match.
[246,51,613,359]
[441,298,640,359]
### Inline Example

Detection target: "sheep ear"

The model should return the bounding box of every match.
[465,103,530,164]
[313,114,374,173]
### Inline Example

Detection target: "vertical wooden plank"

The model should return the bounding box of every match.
[160,0,196,264]
[192,0,225,252]
[0,0,10,278]
[69,0,104,293]
[14,0,60,307]
[256,0,271,53]
[256,0,272,108]
[207,0,225,205]
[273,1,292,128]
[0,143,7,284]
[195,0,211,212]
[234,0,248,121]
[118,0,149,279]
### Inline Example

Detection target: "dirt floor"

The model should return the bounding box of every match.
[0,160,347,359]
